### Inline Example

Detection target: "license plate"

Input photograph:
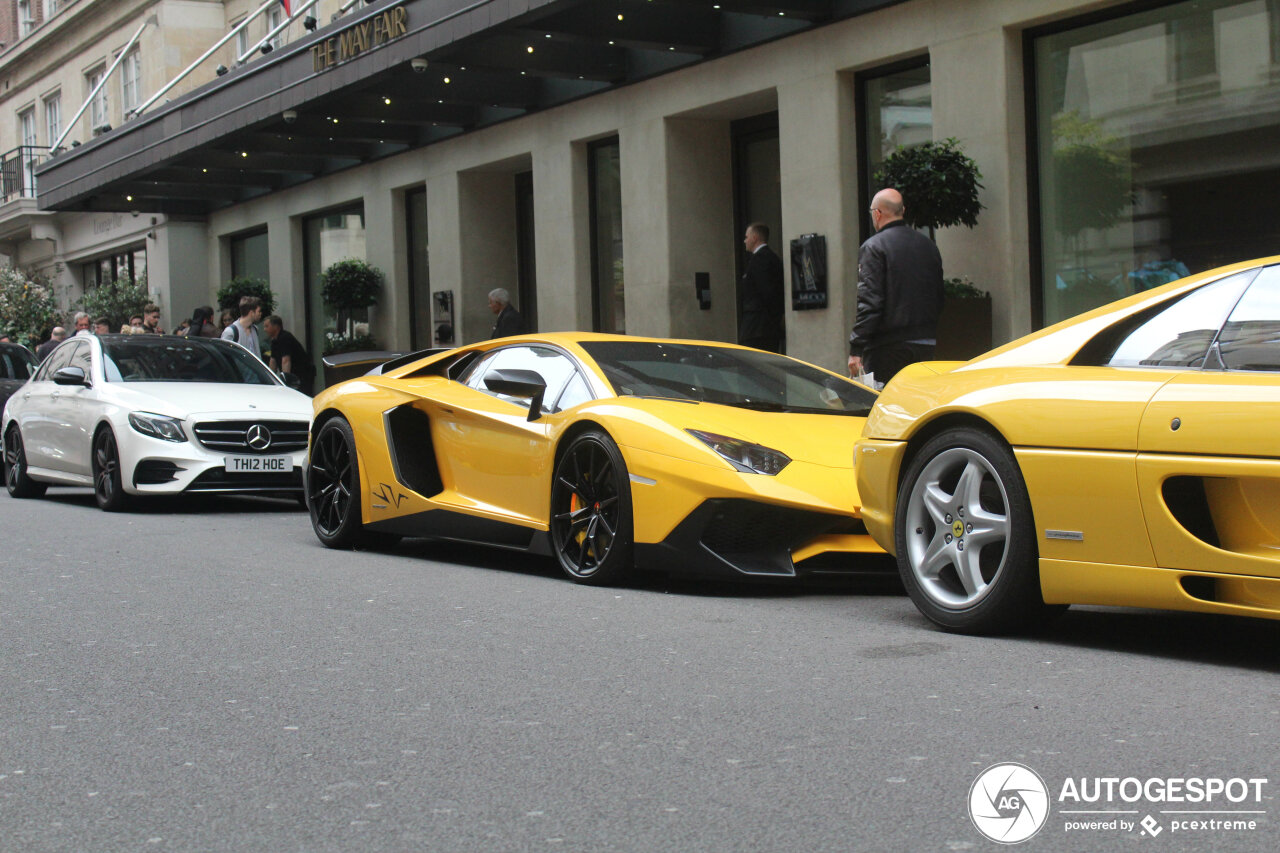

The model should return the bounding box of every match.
[224,455,293,473]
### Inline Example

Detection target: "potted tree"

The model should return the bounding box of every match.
[319,258,384,385]
[875,137,990,359]
[217,276,277,317]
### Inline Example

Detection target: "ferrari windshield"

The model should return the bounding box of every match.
[101,336,279,385]
[581,341,876,415]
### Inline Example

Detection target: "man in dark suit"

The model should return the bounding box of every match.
[739,222,785,353]
[488,288,526,339]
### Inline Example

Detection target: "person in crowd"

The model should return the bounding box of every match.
[72,312,92,337]
[847,188,944,387]
[36,327,67,361]
[219,309,235,332]
[188,306,221,339]
[488,288,526,339]
[221,296,264,357]
[738,222,786,353]
[92,317,112,335]
[264,315,315,395]
[141,304,163,334]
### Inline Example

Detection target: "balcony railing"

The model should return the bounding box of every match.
[1,145,51,204]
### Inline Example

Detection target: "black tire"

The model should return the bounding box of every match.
[5,426,47,499]
[550,429,634,585]
[92,427,131,512]
[306,417,400,550]
[893,426,1060,634]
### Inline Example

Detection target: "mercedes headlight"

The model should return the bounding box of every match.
[687,430,791,476]
[128,412,188,443]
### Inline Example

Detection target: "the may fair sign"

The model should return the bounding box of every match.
[310,6,409,73]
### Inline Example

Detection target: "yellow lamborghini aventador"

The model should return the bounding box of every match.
[306,334,885,584]
[855,257,1280,634]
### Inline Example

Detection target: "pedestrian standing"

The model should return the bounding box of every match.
[488,289,526,339]
[847,188,944,387]
[264,315,315,395]
[738,222,785,353]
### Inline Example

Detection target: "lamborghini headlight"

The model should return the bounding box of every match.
[128,412,188,443]
[687,430,791,476]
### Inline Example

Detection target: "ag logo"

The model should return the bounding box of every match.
[969,763,1050,844]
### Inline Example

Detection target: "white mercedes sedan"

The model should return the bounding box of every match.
[2,334,312,511]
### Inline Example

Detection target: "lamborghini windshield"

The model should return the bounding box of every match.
[101,336,279,385]
[581,341,876,416]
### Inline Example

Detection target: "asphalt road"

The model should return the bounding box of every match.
[2,490,1278,852]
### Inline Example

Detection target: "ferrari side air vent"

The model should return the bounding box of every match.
[1162,476,1221,549]
[385,404,443,498]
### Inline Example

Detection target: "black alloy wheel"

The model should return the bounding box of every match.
[306,417,399,550]
[5,426,47,499]
[550,430,634,585]
[92,427,130,512]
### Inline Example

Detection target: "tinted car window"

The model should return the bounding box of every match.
[1101,270,1255,368]
[68,341,93,378]
[101,337,278,385]
[581,341,876,416]
[34,341,77,380]
[1217,265,1280,372]
[0,347,37,381]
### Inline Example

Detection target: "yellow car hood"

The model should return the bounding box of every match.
[600,398,864,469]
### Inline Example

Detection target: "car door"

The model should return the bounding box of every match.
[426,345,586,525]
[1137,263,1280,578]
[52,341,98,475]
[18,342,76,471]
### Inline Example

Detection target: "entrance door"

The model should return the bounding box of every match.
[732,113,782,350]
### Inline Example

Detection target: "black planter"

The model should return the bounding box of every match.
[935,295,992,361]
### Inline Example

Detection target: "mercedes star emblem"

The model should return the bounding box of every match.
[246,424,272,450]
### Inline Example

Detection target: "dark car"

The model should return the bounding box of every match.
[0,343,38,412]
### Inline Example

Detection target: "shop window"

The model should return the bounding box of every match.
[858,59,932,239]
[230,229,270,283]
[82,246,146,289]
[1032,0,1280,326]
[303,205,366,360]
[405,188,432,349]
[589,138,624,334]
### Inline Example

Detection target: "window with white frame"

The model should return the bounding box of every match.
[87,66,108,130]
[234,18,249,59]
[20,109,38,191]
[43,0,58,20]
[267,7,284,49]
[121,49,141,114]
[44,93,61,147]
[18,0,34,37]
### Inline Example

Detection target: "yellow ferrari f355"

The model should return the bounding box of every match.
[855,257,1280,634]
[306,334,886,584]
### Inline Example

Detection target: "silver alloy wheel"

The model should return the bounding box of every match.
[902,446,1011,609]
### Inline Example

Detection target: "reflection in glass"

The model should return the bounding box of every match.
[590,139,624,334]
[230,230,270,283]
[1034,0,1280,325]
[304,206,366,359]
[863,62,932,197]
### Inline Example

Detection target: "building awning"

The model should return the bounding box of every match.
[36,0,896,216]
